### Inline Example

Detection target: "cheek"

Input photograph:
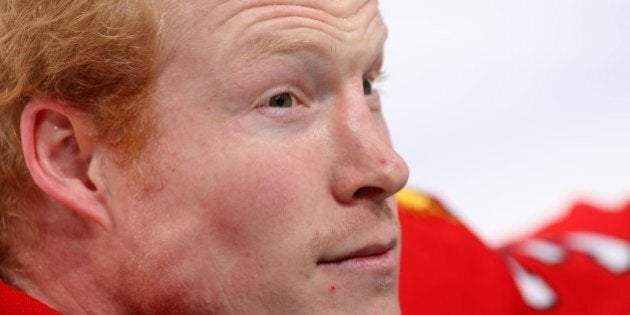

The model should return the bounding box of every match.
[187,142,322,255]
[183,143,327,303]
[111,141,325,301]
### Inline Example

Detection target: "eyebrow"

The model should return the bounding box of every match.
[242,37,328,62]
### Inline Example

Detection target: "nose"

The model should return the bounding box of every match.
[329,87,409,205]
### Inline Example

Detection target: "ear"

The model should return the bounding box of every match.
[20,97,112,230]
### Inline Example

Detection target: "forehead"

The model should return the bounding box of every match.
[164,0,377,25]
[159,0,386,61]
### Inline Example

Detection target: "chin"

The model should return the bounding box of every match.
[308,271,401,315]
[324,294,401,315]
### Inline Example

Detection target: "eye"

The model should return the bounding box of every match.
[363,78,373,96]
[268,92,294,108]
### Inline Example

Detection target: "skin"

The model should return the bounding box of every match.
[13,0,408,313]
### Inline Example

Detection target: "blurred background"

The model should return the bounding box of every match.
[379,0,630,245]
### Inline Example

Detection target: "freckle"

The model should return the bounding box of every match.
[329,285,336,293]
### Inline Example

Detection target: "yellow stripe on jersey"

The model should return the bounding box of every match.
[397,188,459,223]
[397,189,432,212]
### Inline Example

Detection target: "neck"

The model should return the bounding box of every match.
[8,229,142,314]
[5,204,126,314]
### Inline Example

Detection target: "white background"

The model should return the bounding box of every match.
[379,0,630,244]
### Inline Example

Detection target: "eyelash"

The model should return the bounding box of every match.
[252,86,310,120]
[255,86,302,107]
[365,70,385,87]
[364,70,385,111]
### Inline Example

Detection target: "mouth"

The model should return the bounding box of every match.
[317,238,398,270]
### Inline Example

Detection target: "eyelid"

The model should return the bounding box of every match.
[363,69,384,111]
[365,70,386,83]
[252,84,310,109]
[251,84,311,111]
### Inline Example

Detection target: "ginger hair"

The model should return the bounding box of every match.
[0,0,163,269]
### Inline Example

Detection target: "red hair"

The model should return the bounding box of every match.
[0,0,161,268]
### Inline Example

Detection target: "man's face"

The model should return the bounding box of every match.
[102,0,408,313]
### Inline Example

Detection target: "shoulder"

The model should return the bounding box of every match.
[397,189,523,314]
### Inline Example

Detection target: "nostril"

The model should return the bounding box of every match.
[353,186,384,200]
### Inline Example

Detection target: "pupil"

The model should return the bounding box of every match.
[270,93,292,107]
[363,78,372,95]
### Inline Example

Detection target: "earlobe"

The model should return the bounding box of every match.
[20,97,112,230]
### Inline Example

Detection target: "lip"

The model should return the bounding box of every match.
[317,238,398,270]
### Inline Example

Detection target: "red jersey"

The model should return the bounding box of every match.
[398,189,630,314]
[0,279,58,314]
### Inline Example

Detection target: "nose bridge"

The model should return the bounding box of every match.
[334,93,386,156]
[330,88,409,203]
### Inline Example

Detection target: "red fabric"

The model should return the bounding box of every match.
[399,192,630,314]
[503,201,630,314]
[508,252,630,314]
[531,201,630,241]
[398,197,524,314]
[0,279,59,314]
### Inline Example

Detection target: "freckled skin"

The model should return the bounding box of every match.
[95,0,409,313]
